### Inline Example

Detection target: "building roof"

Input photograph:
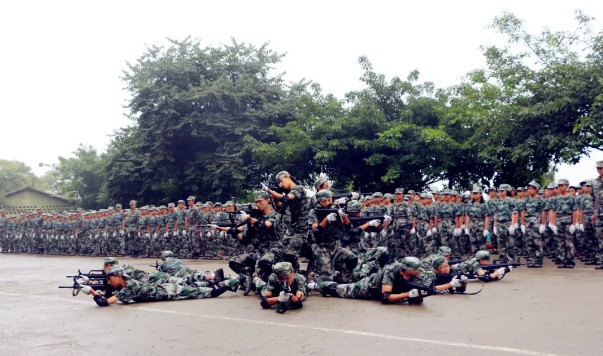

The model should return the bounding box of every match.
[4,187,70,203]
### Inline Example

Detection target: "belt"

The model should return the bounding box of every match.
[556,213,573,217]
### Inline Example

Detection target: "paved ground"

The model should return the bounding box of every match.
[0,253,601,356]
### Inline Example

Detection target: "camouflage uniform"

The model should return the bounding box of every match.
[491,195,518,262]
[175,207,187,257]
[114,279,215,303]
[158,257,186,275]
[307,208,357,282]
[551,193,577,265]
[523,194,546,266]
[281,185,309,271]
[592,174,603,266]
[125,207,140,256]
[185,204,201,258]
[437,201,457,254]
[466,201,489,253]
[389,199,411,259]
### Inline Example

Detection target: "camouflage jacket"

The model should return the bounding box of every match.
[264,273,307,296]
[523,196,546,218]
[466,201,489,219]
[287,185,310,234]
[592,176,603,215]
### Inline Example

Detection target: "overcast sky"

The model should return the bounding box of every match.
[1,0,602,185]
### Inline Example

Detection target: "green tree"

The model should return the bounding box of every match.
[105,38,296,204]
[49,145,108,209]
[451,10,603,186]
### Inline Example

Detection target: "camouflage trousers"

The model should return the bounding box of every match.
[524,217,543,265]
[556,215,575,265]
[360,231,384,254]
[417,220,435,257]
[495,221,516,262]
[310,243,357,282]
[580,215,597,261]
[282,232,305,271]
[127,230,141,256]
[142,282,214,301]
[390,229,409,260]
[316,275,380,300]
[469,219,487,254]
[543,226,555,256]
[228,252,259,276]
[595,216,603,264]
[440,219,457,255]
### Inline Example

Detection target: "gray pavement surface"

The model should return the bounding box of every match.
[0,253,601,356]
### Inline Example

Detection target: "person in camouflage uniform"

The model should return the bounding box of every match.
[0,209,7,252]
[451,250,511,280]
[549,179,578,268]
[306,190,358,283]
[593,161,603,269]
[486,188,498,252]
[410,193,435,257]
[491,184,519,263]
[352,247,390,282]
[125,200,141,257]
[80,265,235,307]
[255,262,306,313]
[174,200,187,258]
[466,186,489,254]
[184,196,200,258]
[212,202,230,259]
[263,171,309,272]
[216,191,283,293]
[312,257,429,305]
[388,188,411,259]
[579,181,597,265]
[437,190,457,255]
[521,181,547,268]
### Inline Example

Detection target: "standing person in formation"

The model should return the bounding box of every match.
[437,190,457,255]
[185,196,200,259]
[593,161,603,270]
[487,187,499,253]
[114,204,125,256]
[515,187,527,257]
[211,202,230,260]
[549,179,578,268]
[579,181,598,266]
[522,181,546,268]
[491,184,519,263]
[125,200,141,258]
[155,206,168,255]
[263,171,309,272]
[166,203,178,253]
[390,188,411,259]
[138,207,150,257]
[543,184,557,258]
[465,185,489,255]
[410,193,435,257]
[175,200,187,258]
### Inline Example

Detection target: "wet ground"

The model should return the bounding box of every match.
[0,253,601,356]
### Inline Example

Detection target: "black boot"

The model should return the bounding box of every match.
[214,268,225,283]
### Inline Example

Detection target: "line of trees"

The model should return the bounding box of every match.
[2,11,601,209]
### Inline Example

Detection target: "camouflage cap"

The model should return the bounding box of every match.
[104,257,119,266]
[451,190,459,196]
[463,192,470,198]
[403,195,410,200]
[129,200,137,205]
[395,188,404,194]
[471,185,482,193]
[584,181,592,187]
[159,205,167,209]
[438,246,452,256]
[442,189,451,195]
[225,201,234,206]
[579,180,587,186]
[167,203,175,208]
[108,206,114,211]
[106,265,129,279]
[347,200,362,213]
[187,196,195,201]
[432,256,447,269]
[399,257,421,270]
[516,186,524,191]
[596,160,603,168]
[161,251,175,258]
[538,189,544,194]
[177,200,185,204]
[254,191,270,200]
[314,177,328,189]
[140,206,148,211]
[372,192,383,198]
[419,192,428,199]
[315,190,333,201]
[557,179,569,185]
[498,184,509,191]
[195,202,202,206]
[475,250,491,260]
[528,180,540,189]
[546,183,557,189]
[432,190,441,195]
[115,204,122,208]
[272,262,293,278]
[214,202,222,207]
[205,201,213,205]
[275,171,290,181]
[383,193,394,199]
[407,190,416,195]
[202,204,209,208]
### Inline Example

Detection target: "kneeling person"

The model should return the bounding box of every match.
[256,262,306,314]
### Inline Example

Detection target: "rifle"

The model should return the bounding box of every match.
[150,261,160,270]
[59,269,107,297]
[405,280,442,297]
[481,260,524,272]
[348,215,385,227]
[276,280,293,314]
